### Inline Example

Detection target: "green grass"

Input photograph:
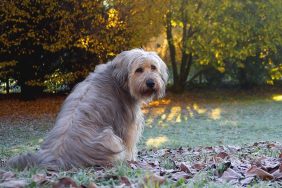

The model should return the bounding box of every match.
[0,90,282,187]
[142,92,282,148]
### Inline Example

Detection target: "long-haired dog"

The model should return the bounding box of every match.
[8,49,168,170]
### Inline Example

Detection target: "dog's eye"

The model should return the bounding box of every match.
[135,68,143,73]
[151,65,157,71]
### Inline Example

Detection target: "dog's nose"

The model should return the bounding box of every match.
[146,79,155,88]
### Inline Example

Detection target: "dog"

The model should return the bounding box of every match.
[8,49,168,170]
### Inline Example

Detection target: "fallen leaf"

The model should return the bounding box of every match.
[119,176,131,186]
[204,146,214,151]
[143,174,166,186]
[219,168,243,183]
[87,182,98,188]
[227,145,241,152]
[254,157,267,167]
[32,173,48,184]
[216,152,229,160]
[171,171,192,181]
[267,143,276,148]
[128,162,138,170]
[179,163,192,173]
[272,169,282,180]
[246,165,274,181]
[240,177,254,186]
[160,169,178,176]
[256,168,274,181]
[1,171,16,181]
[192,163,206,171]
[0,179,27,188]
[46,170,59,177]
[148,160,160,167]
[52,177,78,188]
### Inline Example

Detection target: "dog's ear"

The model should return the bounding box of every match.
[160,61,169,84]
[111,51,130,89]
[154,55,168,84]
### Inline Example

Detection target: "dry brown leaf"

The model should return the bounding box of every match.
[87,182,98,188]
[128,162,138,170]
[254,157,267,167]
[216,152,229,160]
[227,145,241,152]
[171,171,192,181]
[246,165,258,175]
[267,143,276,148]
[119,176,131,186]
[240,177,254,186]
[246,165,274,181]
[256,157,280,172]
[219,168,243,183]
[143,174,166,186]
[256,168,274,181]
[192,163,206,171]
[204,146,214,151]
[32,173,48,184]
[272,169,282,180]
[1,171,16,181]
[0,179,27,188]
[179,163,192,173]
[52,177,78,188]
[148,160,160,167]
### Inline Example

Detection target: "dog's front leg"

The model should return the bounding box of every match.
[124,124,141,161]
[126,145,137,161]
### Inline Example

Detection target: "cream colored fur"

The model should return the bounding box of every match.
[8,49,168,170]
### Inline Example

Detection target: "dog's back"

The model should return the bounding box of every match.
[8,63,135,170]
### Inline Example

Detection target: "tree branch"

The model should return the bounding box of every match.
[186,68,210,86]
[166,10,179,83]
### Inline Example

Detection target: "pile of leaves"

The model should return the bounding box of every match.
[137,141,282,187]
[1,141,282,187]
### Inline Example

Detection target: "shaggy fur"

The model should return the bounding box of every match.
[8,49,168,170]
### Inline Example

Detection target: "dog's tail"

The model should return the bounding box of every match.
[7,152,38,170]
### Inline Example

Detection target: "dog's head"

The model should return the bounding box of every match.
[112,49,168,102]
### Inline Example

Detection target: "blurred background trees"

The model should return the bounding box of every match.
[0,0,282,98]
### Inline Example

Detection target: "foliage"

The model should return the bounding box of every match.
[0,0,163,97]
[0,0,282,95]
[165,0,282,91]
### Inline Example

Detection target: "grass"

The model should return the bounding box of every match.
[0,89,282,187]
[142,90,282,148]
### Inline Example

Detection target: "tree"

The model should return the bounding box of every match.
[165,0,282,92]
[0,0,166,97]
[0,0,75,98]
[0,60,16,93]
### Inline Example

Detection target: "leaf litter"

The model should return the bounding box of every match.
[1,141,282,187]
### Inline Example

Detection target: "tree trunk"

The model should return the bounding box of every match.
[238,67,250,89]
[166,11,179,85]
[5,78,9,94]
[166,1,196,93]
[17,56,42,100]
[171,80,185,93]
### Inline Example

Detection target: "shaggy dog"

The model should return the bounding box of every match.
[8,49,168,170]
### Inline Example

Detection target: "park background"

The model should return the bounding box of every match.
[0,0,282,187]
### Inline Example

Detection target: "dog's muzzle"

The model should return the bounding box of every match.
[146,79,155,89]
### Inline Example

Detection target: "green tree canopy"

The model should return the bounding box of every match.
[165,0,282,91]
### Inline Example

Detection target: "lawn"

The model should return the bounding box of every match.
[0,89,282,187]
